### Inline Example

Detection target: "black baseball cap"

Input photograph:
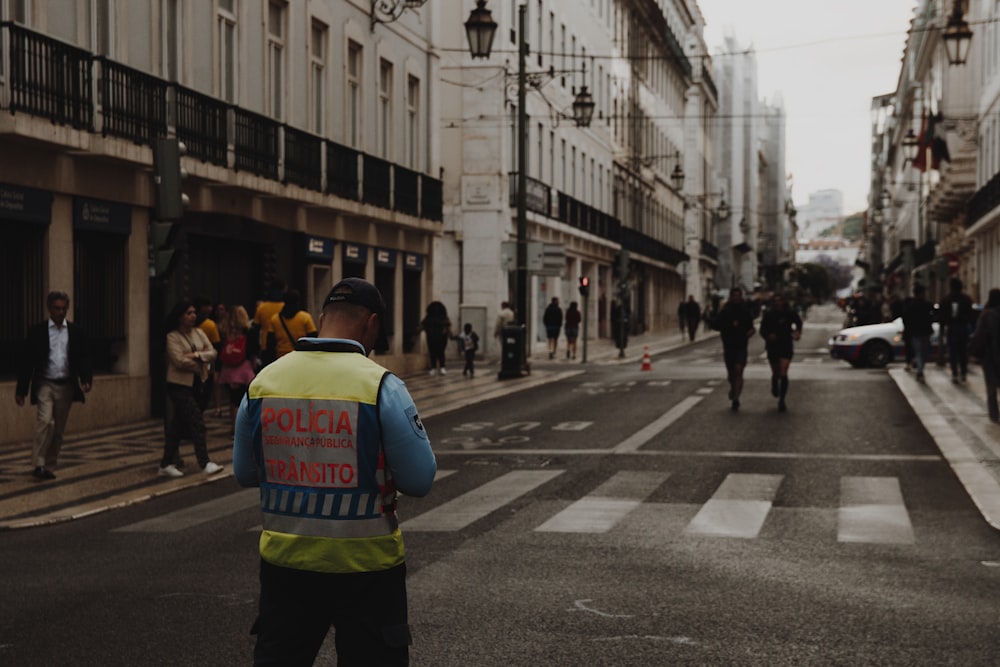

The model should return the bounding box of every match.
[323,278,387,323]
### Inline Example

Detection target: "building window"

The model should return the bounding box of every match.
[536,1,543,67]
[549,130,555,186]
[536,122,543,179]
[161,0,182,81]
[267,1,286,121]
[218,0,238,103]
[406,75,420,169]
[378,59,393,160]
[571,146,577,196]
[560,138,566,191]
[0,224,44,380]
[310,20,327,135]
[74,232,126,374]
[347,40,362,148]
[11,0,30,24]
[89,0,115,57]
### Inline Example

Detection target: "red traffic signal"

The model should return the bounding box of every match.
[578,275,590,297]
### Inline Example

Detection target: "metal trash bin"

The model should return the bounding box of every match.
[498,324,526,379]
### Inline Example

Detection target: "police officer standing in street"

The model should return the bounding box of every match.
[233,277,437,666]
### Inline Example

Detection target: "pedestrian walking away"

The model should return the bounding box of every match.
[759,293,802,412]
[159,301,225,478]
[681,295,702,342]
[939,278,975,383]
[564,301,582,360]
[901,284,935,383]
[969,288,1000,423]
[543,297,563,359]
[458,322,479,376]
[253,280,286,367]
[15,290,93,480]
[421,301,452,375]
[233,277,437,667]
[712,287,755,412]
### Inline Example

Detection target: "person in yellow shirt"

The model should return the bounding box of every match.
[252,281,285,365]
[266,289,318,360]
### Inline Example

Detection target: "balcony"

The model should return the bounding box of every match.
[555,191,621,241]
[0,21,443,221]
[621,227,687,266]
[967,170,1000,230]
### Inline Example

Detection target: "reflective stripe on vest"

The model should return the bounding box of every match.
[247,349,403,573]
[259,487,398,538]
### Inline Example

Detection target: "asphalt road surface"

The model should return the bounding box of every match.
[4,318,1000,666]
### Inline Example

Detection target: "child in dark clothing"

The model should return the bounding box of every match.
[459,323,479,377]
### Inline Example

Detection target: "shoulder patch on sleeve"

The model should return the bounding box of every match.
[405,405,428,439]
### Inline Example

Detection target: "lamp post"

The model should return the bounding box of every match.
[465,1,594,375]
[941,2,973,66]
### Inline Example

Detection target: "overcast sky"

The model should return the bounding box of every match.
[698,0,917,214]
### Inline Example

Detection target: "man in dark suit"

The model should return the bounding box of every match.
[15,291,93,480]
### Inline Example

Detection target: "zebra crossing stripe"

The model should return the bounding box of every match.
[838,476,914,544]
[113,488,259,533]
[535,470,668,533]
[403,470,563,532]
[613,396,702,453]
[685,473,783,538]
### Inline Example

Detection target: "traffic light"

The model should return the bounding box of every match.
[578,275,590,298]
[148,220,179,278]
[613,249,630,279]
[153,136,189,221]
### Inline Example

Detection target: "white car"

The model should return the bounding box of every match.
[828,317,940,368]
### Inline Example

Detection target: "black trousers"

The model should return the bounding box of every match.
[161,382,209,468]
[252,559,411,667]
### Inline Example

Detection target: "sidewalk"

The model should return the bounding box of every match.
[0,331,681,530]
[889,362,1000,530]
[2,328,999,532]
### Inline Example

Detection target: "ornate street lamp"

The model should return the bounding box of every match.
[572,86,595,128]
[941,3,973,66]
[670,154,685,192]
[463,0,497,59]
[717,198,730,222]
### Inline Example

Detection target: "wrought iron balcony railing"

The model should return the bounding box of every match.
[99,58,167,144]
[967,170,1000,229]
[0,21,442,221]
[7,22,92,130]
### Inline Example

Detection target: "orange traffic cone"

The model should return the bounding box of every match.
[641,346,652,371]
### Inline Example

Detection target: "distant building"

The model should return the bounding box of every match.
[796,189,844,240]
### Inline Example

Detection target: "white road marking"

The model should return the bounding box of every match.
[685,473,783,538]
[403,469,563,531]
[838,476,914,544]
[535,471,667,533]
[114,488,258,533]
[612,396,703,453]
[568,599,633,618]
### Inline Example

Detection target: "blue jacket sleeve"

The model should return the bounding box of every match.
[379,374,436,497]
[232,392,260,487]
